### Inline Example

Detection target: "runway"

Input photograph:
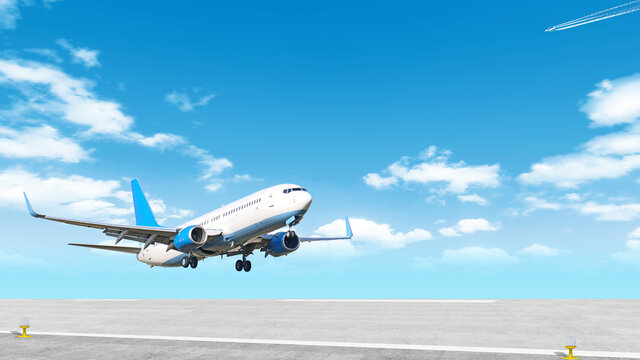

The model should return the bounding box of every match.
[0,300,639,359]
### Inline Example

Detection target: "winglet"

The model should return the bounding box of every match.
[23,192,44,218]
[345,216,353,237]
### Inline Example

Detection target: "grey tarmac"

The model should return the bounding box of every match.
[0,299,638,359]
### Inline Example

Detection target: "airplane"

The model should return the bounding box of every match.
[23,179,352,272]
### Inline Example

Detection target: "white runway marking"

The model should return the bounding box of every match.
[279,299,497,303]
[2,330,639,359]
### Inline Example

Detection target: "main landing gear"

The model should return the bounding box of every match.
[182,256,198,269]
[235,259,251,272]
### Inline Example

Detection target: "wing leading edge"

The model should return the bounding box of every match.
[23,192,179,247]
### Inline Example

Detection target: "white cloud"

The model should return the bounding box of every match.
[520,244,567,256]
[518,153,640,188]
[584,132,640,156]
[611,239,640,264]
[0,59,235,189]
[523,196,562,215]
[517,195,640,222]
[364,146,500,194]
[442,246,517,265]
[25,48,62,63]
[628,227,640,238]
[580,74,640,127]
[0,0,55,32]
[611,251,640,264]
[204,182,223,193]
[132,132,185,150]
[0,59,131,134]
[457,193,488,205]
[363,173,397,189]
[231,174,254,182]
[0,0,20,30]
[298,240,358,259]
[165,208,194,219]
[56,39,100,68]
[626,240,640,251]
[198,155,233,180]
[202,172,256,193]
[64,199,132,220]
[520,74,640,188]
[165,90,215,112]
[438,218,499,237]
[314,217,433,250]
[573,201,640,221]
[563,193,581,201]
[0,168,121,217]
[0,168,191,223]
[0,125,90,162]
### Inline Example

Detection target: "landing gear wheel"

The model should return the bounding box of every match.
[243,260,252,272]
[235,260,243,272]
[181,257,189,268]
[189,256,198,269]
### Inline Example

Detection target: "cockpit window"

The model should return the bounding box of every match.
[284,187,307,193]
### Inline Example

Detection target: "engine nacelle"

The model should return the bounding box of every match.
[267,231,300,257]
[174,225,207,252]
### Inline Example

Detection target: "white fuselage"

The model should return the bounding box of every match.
[136,184,312,267]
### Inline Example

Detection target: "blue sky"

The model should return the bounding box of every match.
[1,0,640,298]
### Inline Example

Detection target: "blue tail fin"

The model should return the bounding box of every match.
[131,179,160,227]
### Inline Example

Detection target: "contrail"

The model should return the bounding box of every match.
[546,0,640,32]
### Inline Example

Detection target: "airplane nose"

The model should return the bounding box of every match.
[302,191,312,210]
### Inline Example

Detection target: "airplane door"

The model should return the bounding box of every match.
[267,192,274,208]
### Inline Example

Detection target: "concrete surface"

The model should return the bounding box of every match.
[0,299,638,359]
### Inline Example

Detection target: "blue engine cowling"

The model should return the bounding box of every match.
[267,231,300,257]
[173,225,207,252]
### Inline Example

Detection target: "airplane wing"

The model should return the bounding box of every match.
[23,192,179,247]
[68,243,141,254]
[298,216,353,242]
[258,216,353,243]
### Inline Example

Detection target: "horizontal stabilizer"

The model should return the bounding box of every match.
[69,243,141,254]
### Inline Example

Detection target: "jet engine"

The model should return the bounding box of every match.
[173,225,207,252]
[267,230,300,257]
